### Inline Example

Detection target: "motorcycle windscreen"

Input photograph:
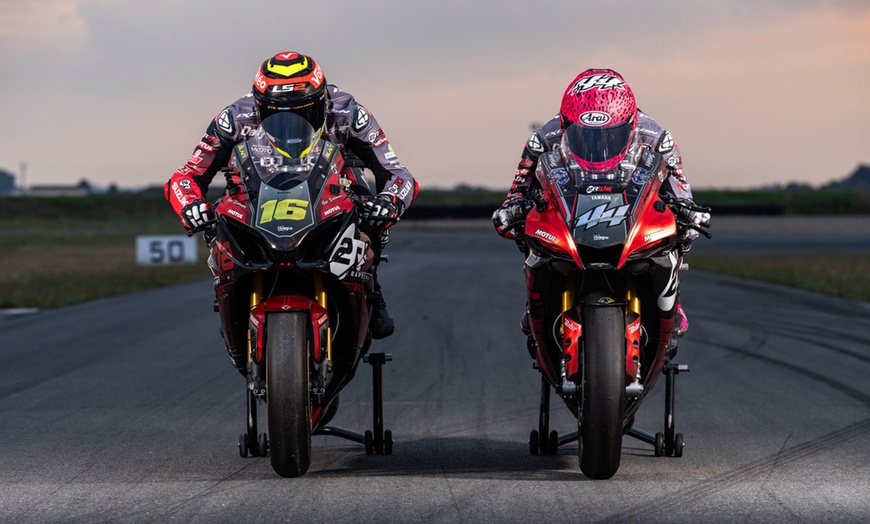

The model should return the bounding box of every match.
[254,182,315,250]
[250,113,324,190]
[572,193,631,249]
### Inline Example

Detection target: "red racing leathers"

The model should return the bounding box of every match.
[165,85,415,222]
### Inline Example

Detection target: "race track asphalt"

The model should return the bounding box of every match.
[1,221,868,523]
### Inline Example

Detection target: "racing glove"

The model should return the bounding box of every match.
[676,205,711,244]
[685,208,711,229]
[492,197,533,239]
[181,199,212,231]
[361,193,403,229]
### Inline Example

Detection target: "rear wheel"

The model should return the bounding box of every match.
[266,312,311,477]
[578,305,625,480]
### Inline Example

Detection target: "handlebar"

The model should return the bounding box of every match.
[660,193,712,239]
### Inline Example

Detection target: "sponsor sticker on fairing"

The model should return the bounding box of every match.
[534,229,557,242]
[644,229,667,242]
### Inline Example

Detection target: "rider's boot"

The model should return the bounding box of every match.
[665,303,689,362]
[370,291,395,339]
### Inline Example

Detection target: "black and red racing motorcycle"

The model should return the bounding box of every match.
[512,141,710,479]
[201,113,400,477]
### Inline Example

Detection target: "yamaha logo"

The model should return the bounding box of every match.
[579,111,611,127]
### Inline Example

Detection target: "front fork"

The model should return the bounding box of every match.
[558,275,643,399]
[246,271,332,404]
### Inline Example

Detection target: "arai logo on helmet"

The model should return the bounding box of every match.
[579,111,611,127]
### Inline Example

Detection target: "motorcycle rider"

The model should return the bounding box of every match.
[165,52,416,358]
[492,68,710,359]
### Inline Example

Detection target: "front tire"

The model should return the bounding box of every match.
[266,312,311,477]
[578,305,625,480]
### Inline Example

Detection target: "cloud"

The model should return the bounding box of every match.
[0,0,869,190]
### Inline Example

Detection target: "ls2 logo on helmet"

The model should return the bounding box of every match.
[579,111,611,126]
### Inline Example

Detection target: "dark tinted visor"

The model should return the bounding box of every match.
[256,90,326,131]
[564,122,633,163]
[259,112,320,159]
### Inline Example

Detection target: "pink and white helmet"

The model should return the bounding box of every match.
[559,69,637,174]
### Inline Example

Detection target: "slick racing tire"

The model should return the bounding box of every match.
[578,304,625,480]
[266,312,311,477]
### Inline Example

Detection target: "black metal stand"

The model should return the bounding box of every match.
[314,352,393,455]
[529,362,688,458]
[239,387,266,458]
[625,362,688,456]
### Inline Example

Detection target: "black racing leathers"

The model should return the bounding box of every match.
[500,110,692,232]
[166,85,415,219]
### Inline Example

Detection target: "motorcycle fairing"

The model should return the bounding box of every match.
[328,223,371,281]
[562,308,582,379]
[625,311,642,380]
[530,148,677,270]
[249,295,329,364]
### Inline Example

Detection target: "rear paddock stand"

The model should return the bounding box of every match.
[315,352,394,455]
[238,352,394,458]
[529,363,688,458]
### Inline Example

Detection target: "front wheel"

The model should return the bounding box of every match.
[578,304,625,480]
[266,312,311,477]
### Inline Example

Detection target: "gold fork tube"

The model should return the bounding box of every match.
[626,279,641,316]
[247,272,264,362]
[562,274,576,316]
[314,272,332,361]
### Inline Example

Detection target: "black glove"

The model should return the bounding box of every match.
[181,199,212,231]
[675,204,711,243]
[493,197,532,237]
[361,194,402,228]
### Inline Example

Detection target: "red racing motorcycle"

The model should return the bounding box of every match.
[514,142,710,479]
[201,113,398,477]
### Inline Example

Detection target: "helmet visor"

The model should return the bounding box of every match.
[259,112,321,161]
[256,89,326,132]
[563,121,634,164]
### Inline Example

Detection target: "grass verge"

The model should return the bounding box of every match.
[0,219,212,309]
[687,253,870,302]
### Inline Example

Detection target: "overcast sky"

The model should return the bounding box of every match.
[1,0,869,192]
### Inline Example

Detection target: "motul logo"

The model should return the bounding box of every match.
[534,229,557,242]
[575,203,630,230]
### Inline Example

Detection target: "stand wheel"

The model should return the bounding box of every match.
[529,430,540,455]
[239,433,249,458]
[258,432,269,457]
[654,432,665,457]
[548,431,559,455]
[364,430,374,455]
[674,433,684,458]
[384,430,393,455]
